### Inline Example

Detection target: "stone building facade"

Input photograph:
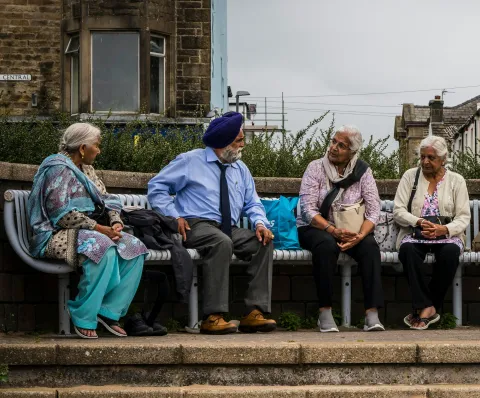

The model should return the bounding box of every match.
[394,95,480,167]
[0,0,215,119]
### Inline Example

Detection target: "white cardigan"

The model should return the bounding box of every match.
[393,168,471,250]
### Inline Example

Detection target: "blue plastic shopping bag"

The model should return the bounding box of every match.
[261,196,300,250]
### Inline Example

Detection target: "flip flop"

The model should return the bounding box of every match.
[97,315,128,337]
[410,313,440,330]
[66,308,98,339]
[403,313,420,328]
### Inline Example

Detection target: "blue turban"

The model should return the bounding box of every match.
[203,111,243,148]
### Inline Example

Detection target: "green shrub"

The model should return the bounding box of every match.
[165,318,181,332]
[0,111,404,179]
[451,147,480,179]
[301,316,317,329]
[278,311,303,331]
[433,313,457,330]
[0,364,7,383]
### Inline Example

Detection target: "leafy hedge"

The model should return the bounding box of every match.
[0,111,407,179]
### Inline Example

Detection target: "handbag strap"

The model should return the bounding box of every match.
[407,167,421,214]
[319,159,369,218]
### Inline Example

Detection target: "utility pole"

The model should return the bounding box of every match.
[265,97,267,127]
[282,92,285,146]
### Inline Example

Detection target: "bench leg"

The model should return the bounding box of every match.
[341,264,352,327]
[188,264,199,329]
[453,265,463,326]
[58,274,71,335]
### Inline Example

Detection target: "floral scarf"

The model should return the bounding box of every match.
[27,154,122,258]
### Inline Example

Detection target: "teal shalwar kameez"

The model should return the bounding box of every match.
[28,154,148,331]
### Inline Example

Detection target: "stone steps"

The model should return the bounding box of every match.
[4,384,480,397]
[2,330,480,389]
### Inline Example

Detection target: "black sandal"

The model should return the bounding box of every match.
[97,314,127,337]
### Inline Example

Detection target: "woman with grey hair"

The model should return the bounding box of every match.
[297,125,385,332]
[394,135,470,330]
[28,123,148,339]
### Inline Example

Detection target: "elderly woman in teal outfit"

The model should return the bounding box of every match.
[28,123,148,339]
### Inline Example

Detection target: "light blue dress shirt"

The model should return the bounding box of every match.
[147,147,270,228]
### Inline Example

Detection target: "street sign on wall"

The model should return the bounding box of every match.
[0,74,32,81]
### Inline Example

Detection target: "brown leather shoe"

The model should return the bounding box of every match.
[200,314,237,335]
[239,309,277,333]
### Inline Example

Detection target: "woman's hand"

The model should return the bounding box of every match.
[330,228,357,242]
[95,224,122,242]
[337,232,365,251]
[112,223,123,233]
[420,220,448,239]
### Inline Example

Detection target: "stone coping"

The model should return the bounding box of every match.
[2,329,480,366]
[2,161,480,195]
[4,385,480,398]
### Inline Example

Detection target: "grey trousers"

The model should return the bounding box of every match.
[184,218,273,316]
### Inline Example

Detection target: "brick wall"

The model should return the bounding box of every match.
[0,0,62,116]
[175,0,211,117]
[86,0,146,16]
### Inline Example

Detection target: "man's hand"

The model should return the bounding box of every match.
[421,220,448,240]
[95,224,122,242]
[256,225,274,246]
[337,232,365,251]
[177,217,191,241]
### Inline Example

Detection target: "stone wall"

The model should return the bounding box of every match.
[2,162,480,332]
[175,0,211,116]
[0,0,62,115]
[1,0,211,119]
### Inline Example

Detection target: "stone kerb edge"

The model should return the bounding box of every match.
[2,161,480,196]
[1,341,425,366]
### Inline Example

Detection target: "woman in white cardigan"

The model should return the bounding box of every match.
[393,136,470,330]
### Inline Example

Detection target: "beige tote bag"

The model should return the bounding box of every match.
[333,201,365,233]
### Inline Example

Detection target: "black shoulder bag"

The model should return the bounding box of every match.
[408,167,451,240]
[319,159,369,218]
[90,202,110,226]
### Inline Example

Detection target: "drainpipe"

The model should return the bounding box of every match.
[473,116,477,157]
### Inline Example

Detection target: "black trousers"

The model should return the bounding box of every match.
[398,242,460,311]
[298,226,384,309]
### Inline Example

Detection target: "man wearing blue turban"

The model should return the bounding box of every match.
[148,112,277,335]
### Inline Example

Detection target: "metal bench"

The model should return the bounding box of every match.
[4,189,480,334]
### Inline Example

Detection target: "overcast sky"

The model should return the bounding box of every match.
[227,0,480,151]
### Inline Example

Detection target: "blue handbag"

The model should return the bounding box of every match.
[261,196,300,250]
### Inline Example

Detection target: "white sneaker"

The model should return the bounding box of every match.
[317,315,339,333]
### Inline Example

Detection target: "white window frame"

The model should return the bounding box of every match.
[90,31,140,113]
[65,35,80,114]
[150,34,166,114]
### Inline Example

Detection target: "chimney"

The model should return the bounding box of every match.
[429,95,444,123]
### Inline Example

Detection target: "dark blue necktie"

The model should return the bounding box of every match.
[215,161,232,237]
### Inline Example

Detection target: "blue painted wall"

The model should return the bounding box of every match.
[210,0,228,113]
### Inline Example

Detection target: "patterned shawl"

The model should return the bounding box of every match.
[27,154,122,258]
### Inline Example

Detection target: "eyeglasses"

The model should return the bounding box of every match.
[330,138,350,151]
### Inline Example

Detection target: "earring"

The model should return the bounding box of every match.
[81,153,84,160]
